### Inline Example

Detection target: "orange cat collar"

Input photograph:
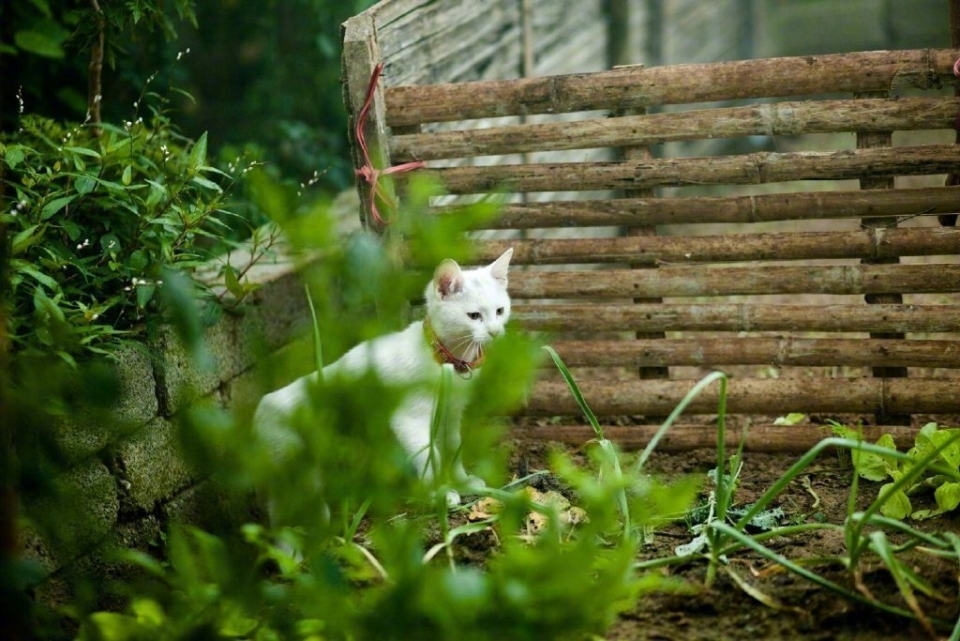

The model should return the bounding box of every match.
[423,317,484,375]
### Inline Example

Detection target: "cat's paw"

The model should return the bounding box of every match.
[460,474,487,494]
[445,489,462,507]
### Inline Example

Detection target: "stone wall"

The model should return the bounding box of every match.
[21,241,316,608]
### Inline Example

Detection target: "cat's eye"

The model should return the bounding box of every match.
[496,307,504,316]
[468,312,482,320]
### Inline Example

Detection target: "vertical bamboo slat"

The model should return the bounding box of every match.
[614,65,669,388]
[856,91,908,425]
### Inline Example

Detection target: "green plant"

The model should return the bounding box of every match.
[2,108,267,362]
[833,421,960,520]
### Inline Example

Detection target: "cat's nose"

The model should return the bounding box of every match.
[489,326,503,337]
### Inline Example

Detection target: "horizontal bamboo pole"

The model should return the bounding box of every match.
[392,97,960,161]
[415,144,960,194]
[510,423,923,453]
[513,303,960,334]
[474,228,960,265]
[385,49,958,126]
[547,338,960,369]
[508,264,960,299]
[439,186,960,230]
[524,378,960,417]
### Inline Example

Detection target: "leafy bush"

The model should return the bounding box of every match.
[834,421,960,520]
[1,109,260,362]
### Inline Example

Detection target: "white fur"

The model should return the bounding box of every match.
[253,248,513,508]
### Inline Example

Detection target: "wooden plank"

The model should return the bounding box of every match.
[447,186,960,230]
[375,0,522,87]
[524,378,960,417]
[510,423,923,453]
[547,338,960,369]
[415,144,960,194]
[508,264,960,299]
[469,227,960,265]
[385,49,958,126]
[391,97,960,161]
[512,303,960,334]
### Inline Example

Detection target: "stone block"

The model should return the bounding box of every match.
[55,346,159,463]
[23,459,118,573]
[112,417,195,515]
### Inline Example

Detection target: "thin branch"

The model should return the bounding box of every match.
[87,0,106,136]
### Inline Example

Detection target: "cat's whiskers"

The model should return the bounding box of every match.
[448,333,484,361]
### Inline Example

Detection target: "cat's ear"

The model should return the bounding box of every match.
[433,259,465,298]
[489,248,513,284]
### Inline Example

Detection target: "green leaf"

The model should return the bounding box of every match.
[136,283,156,309]
[129,249,148,272]
[14,28,66,59]
[33,287,65,322]
[19,264,58,290]
[188,132,208,171]
[852,434,897,482]
[190,175,221,191]
[12,224,41,255]
[40,194,76,220]
[931,427,960,469]
[122,165,133,186]
[63,146,102,160]
[4,145,25,168]
[223,265,242,297]
[773,412,806,426]
[934,481,960,514]
[100,233,121,256]
[74,174,96,195]
[878,482,912,519]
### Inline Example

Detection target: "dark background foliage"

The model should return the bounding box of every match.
[1,0,375,195]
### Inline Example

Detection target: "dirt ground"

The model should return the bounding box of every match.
[451,437,960,641]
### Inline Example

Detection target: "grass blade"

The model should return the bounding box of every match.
[304,284,324,377]
[709,521,916,621]
[543,345,602,438]
[636,371,727,473]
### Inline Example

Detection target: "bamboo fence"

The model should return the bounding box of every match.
[342,3,960,450]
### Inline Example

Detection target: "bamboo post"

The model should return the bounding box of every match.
[471,227,960,265]
[525,378,960,417]
[459,186,960,230]
[414,144,960,195]
[506,263,959,299]
[384,49,957,126]
[612,65,669,389]
[512,423,922,453]
[944,0,960,227]
[855,90,908,424]
[512,303,960,334]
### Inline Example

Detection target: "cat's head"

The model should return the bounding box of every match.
[424,248,513,358]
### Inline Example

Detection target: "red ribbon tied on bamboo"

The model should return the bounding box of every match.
[355,63,425,226]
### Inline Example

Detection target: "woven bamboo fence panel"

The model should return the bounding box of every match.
[343,3,960,452]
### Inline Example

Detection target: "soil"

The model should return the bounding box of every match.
[444,439,960,641]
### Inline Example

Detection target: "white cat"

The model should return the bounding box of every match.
[253,248,513,508]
